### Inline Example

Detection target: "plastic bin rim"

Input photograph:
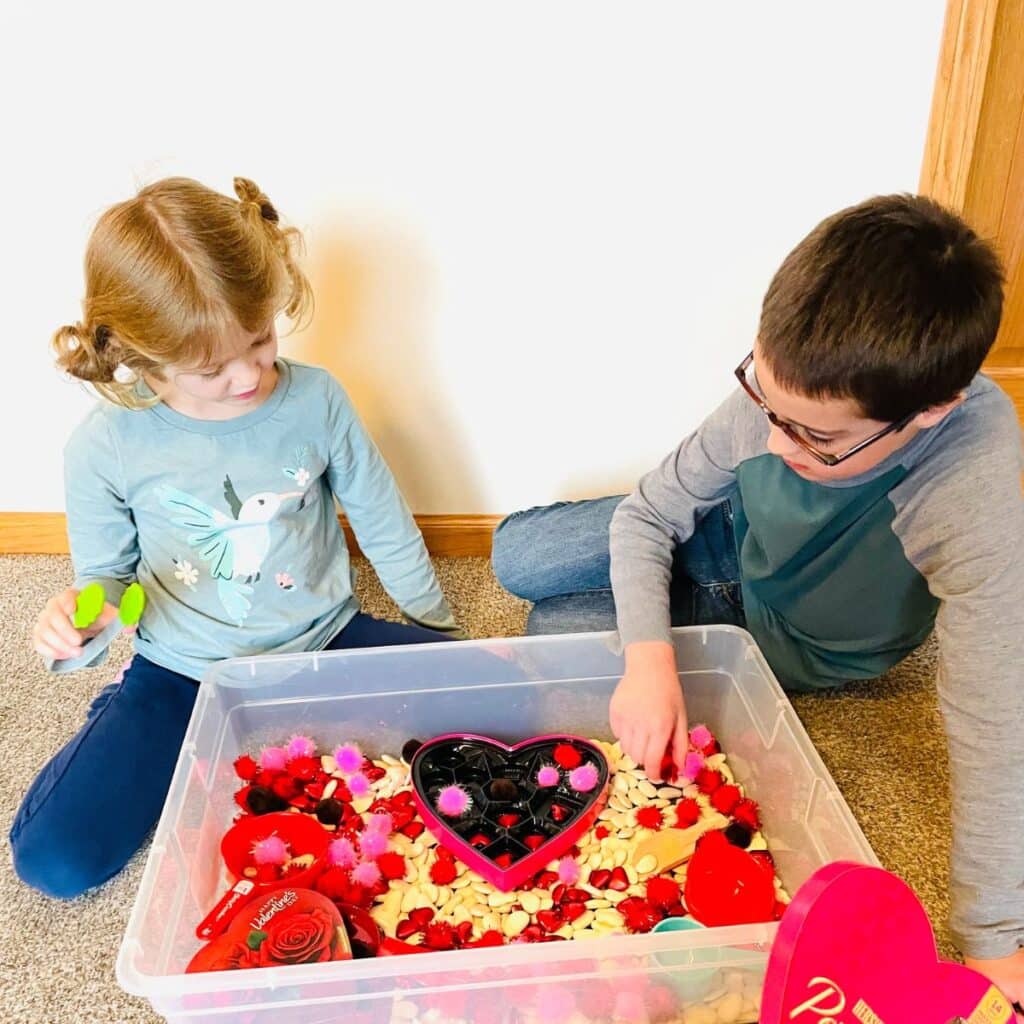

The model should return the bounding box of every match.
[198,624,760,684]
[116,916,778,996]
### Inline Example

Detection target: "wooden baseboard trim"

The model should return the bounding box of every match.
[0,512,503,558]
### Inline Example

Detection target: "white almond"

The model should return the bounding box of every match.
[658,787,683,799]
[322,780,338,800]
[520,892,541,915]
[503,910,529,937]
[637,780,657,798]
[391,999,419,1020]
[630,851,655,876]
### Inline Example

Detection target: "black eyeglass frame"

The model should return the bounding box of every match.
[734,352,918,467]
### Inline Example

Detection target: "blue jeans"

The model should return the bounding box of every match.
[9,613,451,900]
[492,495,745,634]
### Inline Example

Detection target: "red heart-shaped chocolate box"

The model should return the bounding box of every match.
[410,734,609,890]
[187,887,351,974]
[761,862,1014,1024]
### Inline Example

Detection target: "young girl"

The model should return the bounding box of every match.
[12,176,462,900]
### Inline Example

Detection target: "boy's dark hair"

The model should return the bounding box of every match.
[758,194,1004,421]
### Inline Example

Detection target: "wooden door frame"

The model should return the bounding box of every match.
[920,0,1024,422]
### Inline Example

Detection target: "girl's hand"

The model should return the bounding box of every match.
[32,588,119,661]
[964,951,1024,1021]
[609,641,688,782]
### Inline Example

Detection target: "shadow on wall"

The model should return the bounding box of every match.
[285,216,485,514]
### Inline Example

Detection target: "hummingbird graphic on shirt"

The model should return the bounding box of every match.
[160,476,304,623]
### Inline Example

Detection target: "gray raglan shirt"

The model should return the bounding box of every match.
[609,373,1024,958]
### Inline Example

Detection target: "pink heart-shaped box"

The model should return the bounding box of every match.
[761,862,1014,1024]
[410,733,609,891]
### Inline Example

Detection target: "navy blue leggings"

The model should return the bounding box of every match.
[9,613,450,899]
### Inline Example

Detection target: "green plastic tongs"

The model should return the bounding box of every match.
[46,581,146,674]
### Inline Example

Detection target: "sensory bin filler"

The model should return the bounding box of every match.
[117,627,877,1024]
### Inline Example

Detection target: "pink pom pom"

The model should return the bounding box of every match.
[366,812,393,835]
[682,751,705,782]
[568,763,599,793]
[259,746,288,772]
[251,835,289,865]
[536,765,560,787]
[359,829,389,860]
[352,859,382,888]
[347,772,371,798]
[327,837,358,869]
[536,988,576,1024]
[333,743,364,775]
[286,735,316,760]
[436,784,471,817]
[557,857,581,884]
[689,724,713,749]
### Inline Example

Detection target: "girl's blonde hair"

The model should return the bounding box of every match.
[53,176,314,408]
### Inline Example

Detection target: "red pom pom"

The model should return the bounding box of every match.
[594,825,610,840]
[646,876,681,910]
[377,852,406,880]
[423,922,456,950]
[673,798,701,829]
[695,767,723,794]
[635,806,664,830]
[270,775,301,801]
[234,785,252,811]
[233,755,258,781]
[288,756,320,782]
[710,784,741,815]
[315,866,353,902]
[552,743,583,769]
[430,858,458,885]
[618,897,663,933]
[733,798,761,831]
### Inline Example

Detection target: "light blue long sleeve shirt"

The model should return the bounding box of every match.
[63,359,458,680]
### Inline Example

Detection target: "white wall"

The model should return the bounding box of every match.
[2,2,945,515]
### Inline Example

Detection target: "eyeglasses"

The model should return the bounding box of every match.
[734,352,917,467]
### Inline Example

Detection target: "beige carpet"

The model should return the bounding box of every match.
[0,554,951,1023]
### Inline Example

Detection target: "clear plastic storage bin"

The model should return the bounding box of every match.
[117,626,876,1023]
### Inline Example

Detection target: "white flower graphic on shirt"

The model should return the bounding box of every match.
[283,445,312,509]
[173,558,199,589]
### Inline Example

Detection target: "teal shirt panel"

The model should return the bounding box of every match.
[733,453,939,690]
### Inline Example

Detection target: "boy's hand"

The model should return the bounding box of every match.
[964,951,1024,1020]
[32,588,119,662]
[609,641,687,782]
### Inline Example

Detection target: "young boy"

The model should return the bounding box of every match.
[492,195,1024,1001]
